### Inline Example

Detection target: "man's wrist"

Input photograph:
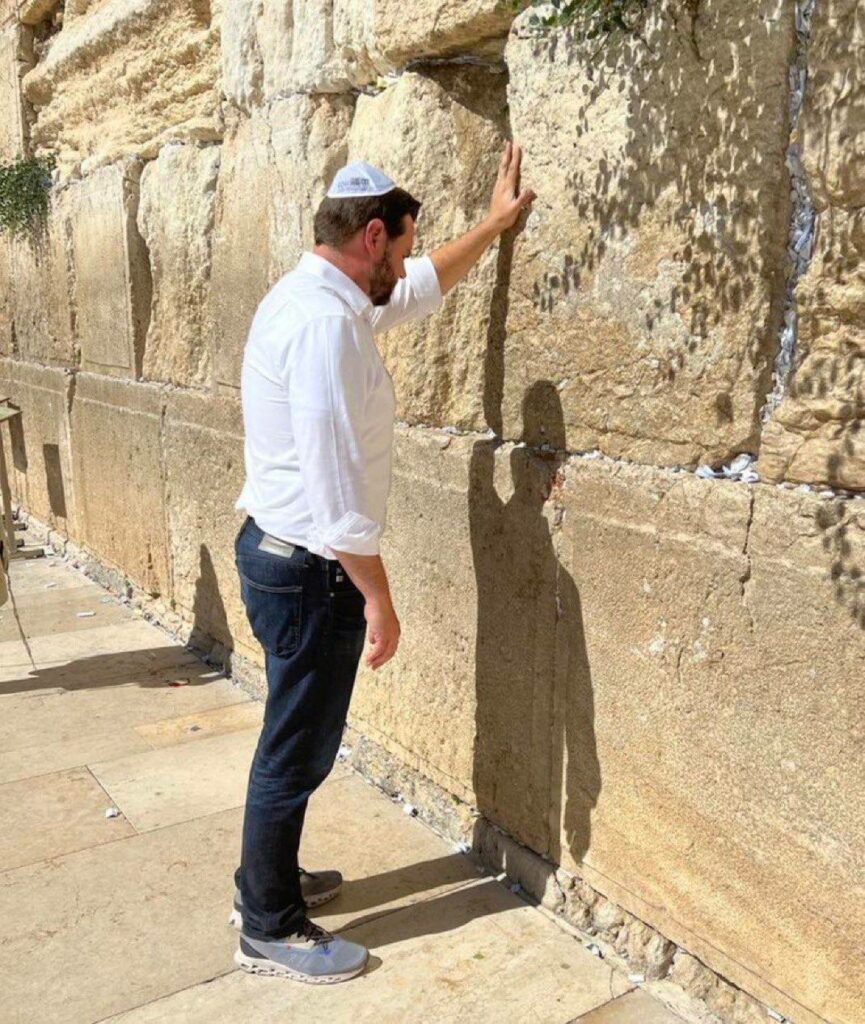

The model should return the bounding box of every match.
[483,213,509,238]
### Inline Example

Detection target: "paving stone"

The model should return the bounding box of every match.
[0,807,243,1024]
[104,878,632,1024]
[291,770,481,934]
[133,702,264,748]
[89,728,263,831]
[0,766,135,871]
[0,675,251,783]
[572,988,685,1023]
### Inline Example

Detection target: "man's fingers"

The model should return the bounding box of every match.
[518,188,536,209]
[498,140,512,179]
[508,143,523,189]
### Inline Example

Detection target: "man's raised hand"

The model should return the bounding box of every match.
[488,141,536,232]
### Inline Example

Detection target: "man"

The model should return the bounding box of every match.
[232,143,534,983]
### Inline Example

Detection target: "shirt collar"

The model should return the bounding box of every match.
[298,252,372,317]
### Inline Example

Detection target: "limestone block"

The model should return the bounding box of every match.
[0,237,12,357]
[161,388,252,656]
[348,68,508,430]
[21,0,221,174]
[64,161,151,379]
[69,373,168,595]
[551,463,864,1024]
[208,96,353,391]
[221,0,378,106]
[0,360,73,531]
[137,143,219,388]
[759,3,865,490]
[370,0,513,68]
[220,0,511,108]
[799,0,865,212]
[503,1,796,464]
[349,429,480,808]
[0,22,33,162]
[351,425,563,853]
[6,196,75,367]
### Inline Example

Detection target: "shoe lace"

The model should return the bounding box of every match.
[300,918,332,945]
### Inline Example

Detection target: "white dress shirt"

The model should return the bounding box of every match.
[235,251,443,559]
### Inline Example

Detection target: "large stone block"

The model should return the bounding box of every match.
[208,96,352,391]
[6,198,75,367]
[503,1,796,464]
[759,2,865,490]
[0,359,73,532]
[349,429,480,809]
[221,0,378,106]
[551,460,863,1024]
[21,0,221,174]
[353,418,863,1024]
[220,0,511,109]
[138,143,219,388]
[348,68,508,430]
[69,373,168,594]
[161,388,251,655]
[370,0,512,69]
[0,22,33,162]
[63,162,151,379]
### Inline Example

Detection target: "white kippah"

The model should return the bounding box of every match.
[326,161,396,199]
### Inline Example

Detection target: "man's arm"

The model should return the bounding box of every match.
[287,317,400,671]
[329,550,399,671]
[430,141,535,295]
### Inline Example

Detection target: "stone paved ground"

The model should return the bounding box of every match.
[0,549,686,1024]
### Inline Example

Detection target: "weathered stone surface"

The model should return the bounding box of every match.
[371,0,512,68]
[0,359,73,533]
[137,143,219,388]
[551,463,864,1024]
[160,388,250,656]
[208,96,352,391]
[5,195,75,367]
[63,161,151,378]
[354,423,864,1024]
[69,373,168,595]
[759,2,865,490]
[0,22,33,162]
[21,0,221,174]
[503,2,795,464]
[221,0,378,106]
[348,68,508,430]
[350,429,481,808]
[220,0,511,109]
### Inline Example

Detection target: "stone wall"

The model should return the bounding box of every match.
[1,1,863,1022]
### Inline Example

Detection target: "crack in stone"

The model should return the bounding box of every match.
[762,0,818,421]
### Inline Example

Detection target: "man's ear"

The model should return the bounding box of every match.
[364,218,388,258]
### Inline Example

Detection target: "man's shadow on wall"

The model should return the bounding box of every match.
[469,380,601,871]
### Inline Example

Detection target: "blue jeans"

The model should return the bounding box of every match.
[233,515,367,940]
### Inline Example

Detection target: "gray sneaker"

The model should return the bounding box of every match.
[228,868,343,930]
[235,919,368,984]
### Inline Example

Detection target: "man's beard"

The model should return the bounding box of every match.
[370,250,398,306]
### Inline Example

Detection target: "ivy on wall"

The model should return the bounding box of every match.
[0,155,56,237]
[510,0,651,35]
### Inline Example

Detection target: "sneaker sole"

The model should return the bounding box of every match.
[234,946,368,984]
[228,887,340,931]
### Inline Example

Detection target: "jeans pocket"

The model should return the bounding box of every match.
[239,573,303,658]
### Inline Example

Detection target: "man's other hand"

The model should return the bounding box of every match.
[365,597,401,671]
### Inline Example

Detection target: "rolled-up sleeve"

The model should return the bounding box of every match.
[287,316,382,558]
[368,255,443,335]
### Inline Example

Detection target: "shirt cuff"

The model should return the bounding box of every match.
[406,255,444,319]
[312,511,382,559]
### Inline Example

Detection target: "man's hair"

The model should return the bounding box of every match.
[313,187,422,248]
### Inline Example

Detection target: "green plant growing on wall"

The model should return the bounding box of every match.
[510,0,650,35]
[0,154,56,237]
